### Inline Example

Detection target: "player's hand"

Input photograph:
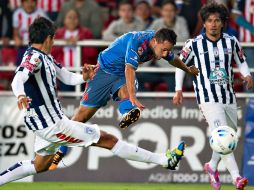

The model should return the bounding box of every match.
[173,90,183,105]
[17,95,32,110]
[130,96,145,110]
[241,75,253,90]
[82,64,98,81]
[187,65,199,76]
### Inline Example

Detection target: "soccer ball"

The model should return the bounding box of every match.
[209,126,238,155]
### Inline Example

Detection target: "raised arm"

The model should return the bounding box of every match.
[53,59,97,85]
[173,39,196,105]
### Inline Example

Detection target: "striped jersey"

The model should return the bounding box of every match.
[232,0,254,42]
[37,0,65,12]
[12,8,47,41]
[16,47,64,131]
[179,33,247,104]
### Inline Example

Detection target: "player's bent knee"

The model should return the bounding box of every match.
[34,162,51,173]
[99,130,118,148]
[33,155,55,173]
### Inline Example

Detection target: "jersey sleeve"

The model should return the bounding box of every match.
[17,52,42,76]
[233,36,246,64]
[233,36,251,77]
[178,39,194,64]
[125,34,140,70]
[52,57,84,85]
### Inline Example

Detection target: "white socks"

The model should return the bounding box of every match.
[221,152,240,181]
[209,151,221,171]
[208,151,240,181]
[111,140,168,166]
[0,160,36,186]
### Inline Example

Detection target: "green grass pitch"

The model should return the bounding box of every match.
[1,183,254,190]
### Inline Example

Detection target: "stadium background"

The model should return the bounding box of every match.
[1,0,254,189]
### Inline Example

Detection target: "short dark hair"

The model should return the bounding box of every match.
[154,28,177,45]
[29,17,56,44]
[200,2,229,24]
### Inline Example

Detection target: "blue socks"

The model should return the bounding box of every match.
[118,99,136,114]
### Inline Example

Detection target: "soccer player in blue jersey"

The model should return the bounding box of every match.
[50,28,199,169]
[173,2,253,190]
[0,17,187,186]
[76,28,199,129]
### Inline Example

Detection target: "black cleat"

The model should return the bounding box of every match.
[119,108,141,129]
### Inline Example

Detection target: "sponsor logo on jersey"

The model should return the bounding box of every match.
[213,47,219,58]
[85,127,95,135]
[209,66,229,85]
[180,47,191,59]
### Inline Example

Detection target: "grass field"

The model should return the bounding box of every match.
[1,183,254,190]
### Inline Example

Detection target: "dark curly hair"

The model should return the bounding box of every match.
[200,2,229,25]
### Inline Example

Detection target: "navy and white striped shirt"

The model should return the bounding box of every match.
[13,47,84,130]
[177,33,250,105]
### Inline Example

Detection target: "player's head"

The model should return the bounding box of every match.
[200,2,229,37]
[29,17,56,52]
[151,28,177,60]
[21,0,37,14]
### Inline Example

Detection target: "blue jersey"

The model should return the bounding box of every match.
[98,30,175,76]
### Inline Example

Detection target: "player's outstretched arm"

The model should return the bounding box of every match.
[170,56,199,76]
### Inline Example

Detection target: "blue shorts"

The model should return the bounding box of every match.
[80,67,126,108]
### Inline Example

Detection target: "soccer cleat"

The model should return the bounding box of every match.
[165,141,186,170]
[204,163,221,190]
[119,108,141,129]
[49,146,68,171]
[234,177,248,190]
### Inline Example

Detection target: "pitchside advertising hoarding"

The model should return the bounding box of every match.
[0,96,246,183]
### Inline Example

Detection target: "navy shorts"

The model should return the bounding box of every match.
[80,67,127,108]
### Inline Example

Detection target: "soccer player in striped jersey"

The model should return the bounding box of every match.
[173,2,253,190]
[0,17,186,186]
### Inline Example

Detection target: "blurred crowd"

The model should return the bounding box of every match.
[0,0,253,92]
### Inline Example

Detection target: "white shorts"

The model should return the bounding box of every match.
[33,116,100,156]
[199,102,238,133]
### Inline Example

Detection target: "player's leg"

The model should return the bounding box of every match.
[92,130,186,170]
[112,78,141,129]
[0,154,54,186]
[222,104,248,189]
[50,67,113,169]
[200,103,247,189]
[200,103,225,190]
[72,105,98,122]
